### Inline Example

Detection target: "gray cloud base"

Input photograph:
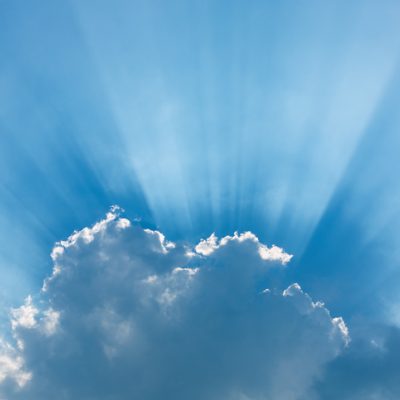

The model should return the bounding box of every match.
[1,209,348,399]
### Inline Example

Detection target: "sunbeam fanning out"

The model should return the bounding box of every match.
[1,0,400,398]
[72,0,400,248]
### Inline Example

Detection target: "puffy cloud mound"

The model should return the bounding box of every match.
[0,208,348,399]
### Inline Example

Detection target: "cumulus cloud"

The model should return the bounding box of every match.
[0,207,348,399]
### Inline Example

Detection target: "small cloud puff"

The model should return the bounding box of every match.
[0,208,347,400]
[195,231,293,264]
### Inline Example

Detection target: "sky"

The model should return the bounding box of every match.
[1,0,400,398]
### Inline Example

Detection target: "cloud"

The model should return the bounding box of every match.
[0,207,348,399]
[308,325,400,400]
[0,339,31,389]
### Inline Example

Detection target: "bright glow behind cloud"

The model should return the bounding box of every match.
[0,209,348,399]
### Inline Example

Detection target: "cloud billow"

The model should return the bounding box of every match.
[0,208,348,400]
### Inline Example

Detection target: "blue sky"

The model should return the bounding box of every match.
[1,1,400,398]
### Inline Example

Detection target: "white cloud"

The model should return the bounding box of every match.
[116,217,131,230]
[195,233,219,255]
[0,208,348,399]
[195,231,293,265]
[40,309,60,336]
[0,339,31,388]
[11,296,38,331]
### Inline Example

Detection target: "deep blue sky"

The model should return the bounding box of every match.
[1,0,400,330]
